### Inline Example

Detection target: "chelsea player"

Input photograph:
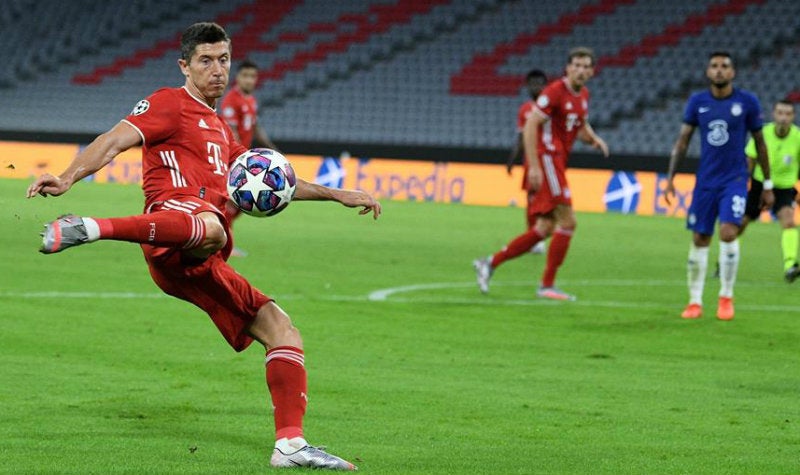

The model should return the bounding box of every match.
[665,51,774,321]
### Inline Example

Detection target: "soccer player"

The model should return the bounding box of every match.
[219,59,278,258]
[220,59,278,150]
[474,47,609,300]
[739,99,800,282]
[665,51,773,321]
[26,22,379,471]
[505,68,549,255]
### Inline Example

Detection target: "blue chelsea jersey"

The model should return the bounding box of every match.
[683,88,763,188]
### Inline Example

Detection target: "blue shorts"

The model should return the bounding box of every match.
[686,179,748,235]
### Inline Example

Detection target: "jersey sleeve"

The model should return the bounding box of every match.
[682,94,698,126]
[123,89,180,145]
[534,83,559,119]
[745,93,764,132]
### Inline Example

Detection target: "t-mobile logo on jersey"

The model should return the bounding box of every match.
[148,222,156,242]
[207,142,225,176]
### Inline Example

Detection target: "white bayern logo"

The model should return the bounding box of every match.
[707,119,729,146]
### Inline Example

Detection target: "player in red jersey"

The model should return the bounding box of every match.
[475,47,608,301]
[219,59,278,257]
[26,22,379,471]
[220,59,278,150]
[505,69,550,255]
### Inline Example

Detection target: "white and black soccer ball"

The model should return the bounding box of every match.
[227,148,297,217]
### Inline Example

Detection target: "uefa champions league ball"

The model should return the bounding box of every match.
[227,148,297,217]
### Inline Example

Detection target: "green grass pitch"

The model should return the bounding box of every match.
[1,178,798,474]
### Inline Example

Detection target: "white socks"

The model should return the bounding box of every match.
[687,244,709,305]
[718,239,739,298]
[82,217,101,242]
[687,240,739,304]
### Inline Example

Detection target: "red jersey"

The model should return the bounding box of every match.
[517,100,536,190]
[533,77,589,160]
[123,87,247,211]
[219,86,258,147]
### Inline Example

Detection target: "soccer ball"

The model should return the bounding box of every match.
[227,148,297,217]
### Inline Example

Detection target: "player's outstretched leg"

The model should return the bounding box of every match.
[271,439,357,471]
[40,214,95,254]
[472,257,493,294]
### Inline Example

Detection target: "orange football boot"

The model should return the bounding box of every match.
[717,297,734,320]
[680,303,703,319]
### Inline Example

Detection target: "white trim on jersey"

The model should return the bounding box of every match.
[542,153,561,197]
[162,199,200,214]
[542,120,556,152]
[181,86,217,112]
[120,119,145,145]
[159,150,187,188]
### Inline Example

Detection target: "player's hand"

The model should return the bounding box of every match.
[527,166,543,193]
[339,190,382,220]
[26,173,71,198]
[663,180,675,206]
[593,137,610,157]
[760,189,775,210]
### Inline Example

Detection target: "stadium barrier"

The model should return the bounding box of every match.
[0,140,782,220]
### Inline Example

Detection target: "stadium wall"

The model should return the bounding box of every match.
[0,130,698,172]
[3,139,707,219]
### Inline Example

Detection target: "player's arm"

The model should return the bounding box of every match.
[664,123,695,205]
[294,178,381,220]
[523,111,546,192]
[253,124,279,151]
[752,129,775,209]
[506,132,523,175]
[26,121,142,198]
[578,121,609,157]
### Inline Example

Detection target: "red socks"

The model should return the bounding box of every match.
[541,228,573,287]
[266,346,307,440]
[491,229,545,268]
[95,211,206,249]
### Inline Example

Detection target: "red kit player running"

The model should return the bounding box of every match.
[474,47,609,301]
[27,22,379,471]
[506,69,550,255]
[219,59,277,150]
[219,59,278,257]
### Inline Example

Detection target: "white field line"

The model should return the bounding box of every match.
[1,278,798,313]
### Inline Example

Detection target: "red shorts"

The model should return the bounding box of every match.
[528,152,571,216]
[141,194,272,352]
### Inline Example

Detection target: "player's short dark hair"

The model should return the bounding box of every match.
[526,69,547,82]
[567,47,594,66]
[181,22,230,61]
[237,59,259,72]
[708,51,734,67]
[775,98,795,109]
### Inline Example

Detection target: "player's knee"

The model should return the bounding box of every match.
[251,302,303,348]
[202,219,228,251]
[719,227,738,242]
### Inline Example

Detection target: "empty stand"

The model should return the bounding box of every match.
[0,0,799,159]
